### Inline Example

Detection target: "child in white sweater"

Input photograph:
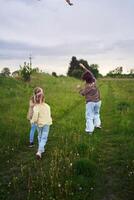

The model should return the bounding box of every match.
[31,87,52,159]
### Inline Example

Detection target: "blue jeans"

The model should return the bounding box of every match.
[85,101,101,133]
[29,123,37,143]
[37,125,50,153]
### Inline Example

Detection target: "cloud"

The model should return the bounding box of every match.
[0,38,111,59]
[0,0,134,74]
[1,38,134,62]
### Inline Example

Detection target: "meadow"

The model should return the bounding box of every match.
[0,74,134,200]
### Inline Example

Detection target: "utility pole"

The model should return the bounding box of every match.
[29,54,32,68]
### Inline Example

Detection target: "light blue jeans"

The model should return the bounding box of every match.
[85,101,101,133]
[37,125,50,153]
[29,123,37,143]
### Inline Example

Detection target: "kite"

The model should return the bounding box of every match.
[37,0,73,6]
[65,0,73,6]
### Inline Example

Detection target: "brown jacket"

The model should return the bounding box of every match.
[80,83,100,103]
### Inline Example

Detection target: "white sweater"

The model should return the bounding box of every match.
[31,103,52,127]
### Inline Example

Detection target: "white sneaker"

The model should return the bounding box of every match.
[36,151,42,159]
[96,126,102,129]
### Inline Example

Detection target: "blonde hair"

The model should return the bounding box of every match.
[34,87,44,104]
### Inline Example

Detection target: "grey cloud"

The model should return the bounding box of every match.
[0,39,114,59]
[0,38,134,61]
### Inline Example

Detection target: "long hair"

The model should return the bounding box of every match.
[34,87,44,104]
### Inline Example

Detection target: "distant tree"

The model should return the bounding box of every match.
[12,70,20,77]
[1,67,11,77]
[89,64,99,78]
[52,72,58,77]
[98,73,103,78]
[67,56,80,77]
[71,69,82,79]
[114,66,123,74]
[20,62,33,81]
[78,60,100,78]
[67,57,100,79]
[107,66,123,77]
[128,68,134,78]
[78,59,89,69]
[129,68,134,74]
[59,75,65,78]
[32,67,40,73]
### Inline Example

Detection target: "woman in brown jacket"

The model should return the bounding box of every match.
[78,64,101,134]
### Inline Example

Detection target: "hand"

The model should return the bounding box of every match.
[76,84,81,89]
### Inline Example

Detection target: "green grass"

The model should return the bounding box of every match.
[0,74,134,200]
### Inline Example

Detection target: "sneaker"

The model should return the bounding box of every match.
[29,142,34,148]
[96,126,102,129]
[36,151,42,160]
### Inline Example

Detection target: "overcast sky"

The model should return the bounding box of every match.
[0,0,134,75]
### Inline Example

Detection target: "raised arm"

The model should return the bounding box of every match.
[79,63,96,81]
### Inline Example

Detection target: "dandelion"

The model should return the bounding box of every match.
[8,182,11,187]
[70,163,72,166]
[79,187,82,191]
[128,171,133,176]
[58,183,61,187]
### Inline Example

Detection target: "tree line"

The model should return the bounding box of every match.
[0,56,134,81]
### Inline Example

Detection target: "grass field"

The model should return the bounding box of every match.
[0,74,134,200]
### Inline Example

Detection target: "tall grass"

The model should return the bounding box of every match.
[0,75,134,200]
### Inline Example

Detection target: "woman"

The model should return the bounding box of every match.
[78,63,101,134]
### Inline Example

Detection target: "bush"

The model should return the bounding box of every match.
[76,143,89,156]
[72,159,96,178]
[71,175,90,191]
[52,72,58,77]
[1,67,11,77]
[20,62,32,81]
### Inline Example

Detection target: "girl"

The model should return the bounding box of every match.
[78,63,101,134]
[27,87,43,147]
[31,87,52,159]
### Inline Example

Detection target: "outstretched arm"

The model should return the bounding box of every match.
[79,63,96,81]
